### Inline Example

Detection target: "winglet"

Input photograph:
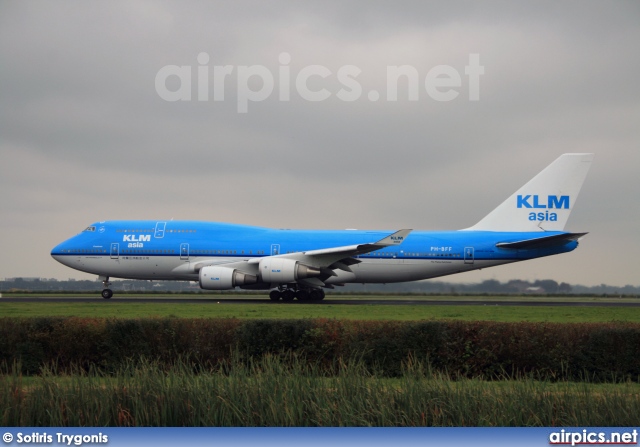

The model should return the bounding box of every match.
[371,229,412,247]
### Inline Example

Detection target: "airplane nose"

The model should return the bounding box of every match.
[51,241,64,256]
[51,244,62,262]
[51,242,72,267]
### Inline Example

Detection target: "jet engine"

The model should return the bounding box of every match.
[199,265,258,290]
[258,258,322,283]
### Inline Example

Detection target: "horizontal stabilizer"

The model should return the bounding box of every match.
[496,232,587,250]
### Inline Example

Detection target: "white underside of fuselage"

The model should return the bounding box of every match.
[52,254,516,285]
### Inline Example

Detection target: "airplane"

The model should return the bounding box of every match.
[51,153,594,301]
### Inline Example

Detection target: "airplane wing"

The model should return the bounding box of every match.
[298,228,412,258]
[248,227,410,262]
[192,229,412,287]
[245,228,411,273]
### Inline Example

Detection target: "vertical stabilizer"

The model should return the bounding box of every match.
[464,153,594,232]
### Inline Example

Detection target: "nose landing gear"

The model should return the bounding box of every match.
[100,276,113,299]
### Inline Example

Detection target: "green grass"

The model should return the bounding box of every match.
[2,356,639,426]
[3,296,639,426]
[1,297,640,322]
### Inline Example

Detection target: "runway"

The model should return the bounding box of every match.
[3,296,640,307]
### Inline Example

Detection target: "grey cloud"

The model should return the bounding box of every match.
[1,0,639,286]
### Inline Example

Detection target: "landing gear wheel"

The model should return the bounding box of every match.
[310,289,324,301]
[100,276,112,300]
[297,289,310,301]
[269,290,281,301]
[282,289,295,302]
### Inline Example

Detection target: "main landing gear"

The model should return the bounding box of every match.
[100,276,113,299]
[269,287,325,302]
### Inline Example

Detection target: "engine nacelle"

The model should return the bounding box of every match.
[199,266,258,290]
[258,258,322,283]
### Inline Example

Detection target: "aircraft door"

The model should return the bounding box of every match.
[154,222,166,238]
[271,244,280,256]
[464,247,474,264]
[180,243,189,260]
[110,243,119,259]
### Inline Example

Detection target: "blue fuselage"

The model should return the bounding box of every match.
[51,220,578,284]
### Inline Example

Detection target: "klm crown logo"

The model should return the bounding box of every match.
[517,195,570,222]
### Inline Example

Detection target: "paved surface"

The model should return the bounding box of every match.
[3,296,640,307]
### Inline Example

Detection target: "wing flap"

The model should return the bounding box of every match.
[298,278,326,287]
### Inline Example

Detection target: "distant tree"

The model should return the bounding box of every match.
[533,279,559,293]
[558,282,572,293]
[476,279,502,293]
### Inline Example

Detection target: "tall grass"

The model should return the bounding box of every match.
[2,356,639,426]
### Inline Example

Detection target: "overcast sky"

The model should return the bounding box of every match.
[1,1,639,286]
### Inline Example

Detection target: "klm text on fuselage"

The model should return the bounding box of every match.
[123,234,151,248]
[517,195,569,221]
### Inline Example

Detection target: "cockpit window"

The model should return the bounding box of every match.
[83,226,96,232]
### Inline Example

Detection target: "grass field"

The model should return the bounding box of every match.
[3,295,640,427]
[1,294,640,322]
[3,356,640,426]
